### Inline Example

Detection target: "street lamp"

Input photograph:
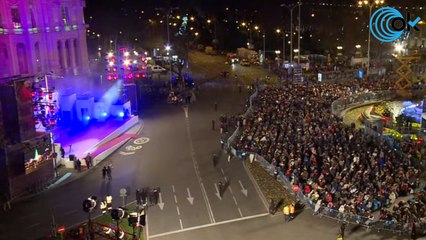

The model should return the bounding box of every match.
[276,29,286,65]
[358,0,385,76]
[280,2,299,64]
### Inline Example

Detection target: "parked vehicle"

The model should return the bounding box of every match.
[148,65,166,73]
[241,59,250,66]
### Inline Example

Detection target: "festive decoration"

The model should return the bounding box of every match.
[32,83,59,131]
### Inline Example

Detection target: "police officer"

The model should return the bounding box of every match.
[283,204,290,222]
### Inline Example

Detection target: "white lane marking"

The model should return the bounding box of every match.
[148,213,270,239]
[184,107,189,118]
[186,119,215,223]
[229,186,234,194]
[179,219,183,229]
[232,196,238,205]
[174,195,178,204]
[214,183,222,200]
[172,185,176,193]
[176,206,181,216]
[237,208,243,217]
[220,168,225,175]
[26,222,41,229]
[201,182,215,222]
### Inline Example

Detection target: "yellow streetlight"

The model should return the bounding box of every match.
[207,19,212,24]
[254,26,259,31]
[276,28,281,34]
[195,32,199,36]
[190,16,195,21]
[241,22,246,27]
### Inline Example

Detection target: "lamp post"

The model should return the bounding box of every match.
[358,0,385,76]
[280,3,298,64]
[262,31,266,65]
[276,29,287,66]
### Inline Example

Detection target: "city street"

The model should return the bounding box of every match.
[0,57,269,240]
[0,58,408,240]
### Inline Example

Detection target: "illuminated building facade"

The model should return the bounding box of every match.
[0,0,90,78]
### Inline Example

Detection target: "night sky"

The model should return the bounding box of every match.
[83,0,425,53]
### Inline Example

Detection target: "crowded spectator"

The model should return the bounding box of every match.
[235,79,425,230]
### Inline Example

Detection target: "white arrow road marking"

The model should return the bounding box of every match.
[214,183,222,200]
[158,192,165,210]
[119,151,135,155]
[186,188,194,205]
[239,180,248,197]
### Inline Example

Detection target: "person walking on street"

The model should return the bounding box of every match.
[2,193,11,212]
[218,181,224,198]
[340,223,346,239]
[76,158,81,172]
[102,166,107,180]
[289,202,295,220]
[136,189,142,205]
[212,154,218,167]
[106,164,112,180]
[283,204,290,222]
[269,199,276,215]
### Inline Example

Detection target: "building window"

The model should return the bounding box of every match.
[30,7,36,28]
[11,7,22,29]
[0,13,3,28]
[17,43,29,74]
[61,7,70,26]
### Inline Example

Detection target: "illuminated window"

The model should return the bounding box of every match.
[61,6,70,26]
[11,7,22,29]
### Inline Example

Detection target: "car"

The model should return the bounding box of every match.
[241,59,250,66]
[149,65,167,73]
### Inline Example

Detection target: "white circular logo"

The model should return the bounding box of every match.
[134,137,150,145]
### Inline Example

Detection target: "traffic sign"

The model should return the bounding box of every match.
[120,188,127,197]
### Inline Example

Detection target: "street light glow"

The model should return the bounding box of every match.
[107,52,114,58]
[394,43,404,52]
[124,51,130,57]
[195,32,199,36]
[355,45,361,49]
[165,45,171,51]
[276,29,281,34]
[123,59,130,66]
[337,46,343,50]
[207,19,212,24]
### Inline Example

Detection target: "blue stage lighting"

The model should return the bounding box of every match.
[102,112,108,117]
[118,112,124,117]
[85,116,91,120]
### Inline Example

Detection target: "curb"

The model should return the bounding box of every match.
[242,160,270,212]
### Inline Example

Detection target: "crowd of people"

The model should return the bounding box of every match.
[234,78,425,234]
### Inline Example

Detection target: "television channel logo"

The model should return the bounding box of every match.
[370,7,421,43]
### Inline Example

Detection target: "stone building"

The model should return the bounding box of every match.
[0,0,89,78]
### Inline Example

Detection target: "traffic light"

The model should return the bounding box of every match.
[111,207,127,220]
[128,212,138,227]
[82,196,97,213]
